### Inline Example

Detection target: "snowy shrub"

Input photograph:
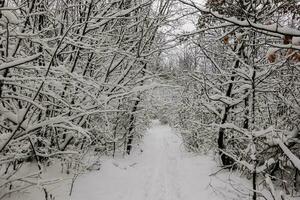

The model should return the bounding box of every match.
[0,0,168,198]
[173,0,300,198]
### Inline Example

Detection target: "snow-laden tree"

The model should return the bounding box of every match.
[0,0,173,198]
[175,0,300,199]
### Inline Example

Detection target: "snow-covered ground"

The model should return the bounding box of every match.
[4,120,252,200]
[71,120,251,200]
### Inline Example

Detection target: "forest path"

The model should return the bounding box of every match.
[72,121,249,200]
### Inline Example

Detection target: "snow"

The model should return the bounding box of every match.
[0,54,42,71]
[0,10,20,24]
[181,0,300,36]
[71,120,251,200]
[4,121,251,200]
[275,139,300,171]
[292,37,300,45]
[1,161,73,200]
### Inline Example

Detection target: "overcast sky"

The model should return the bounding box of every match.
[179,0,207,31]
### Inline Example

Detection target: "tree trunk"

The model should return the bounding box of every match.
[126,99,140,155]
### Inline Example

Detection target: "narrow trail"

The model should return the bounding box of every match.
[72,121,250,200]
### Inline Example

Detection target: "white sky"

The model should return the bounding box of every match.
[177,0,207,32]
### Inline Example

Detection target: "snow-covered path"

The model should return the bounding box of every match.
[72,122,250,200]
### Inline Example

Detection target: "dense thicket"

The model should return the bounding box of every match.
[0,0,172,198]
[1,0,300,199]
[174,0,300,199]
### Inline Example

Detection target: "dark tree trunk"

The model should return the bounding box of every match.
[218,43,244,166]
[126,99,140,155]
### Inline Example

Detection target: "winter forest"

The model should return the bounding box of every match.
[0,0,299,199]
